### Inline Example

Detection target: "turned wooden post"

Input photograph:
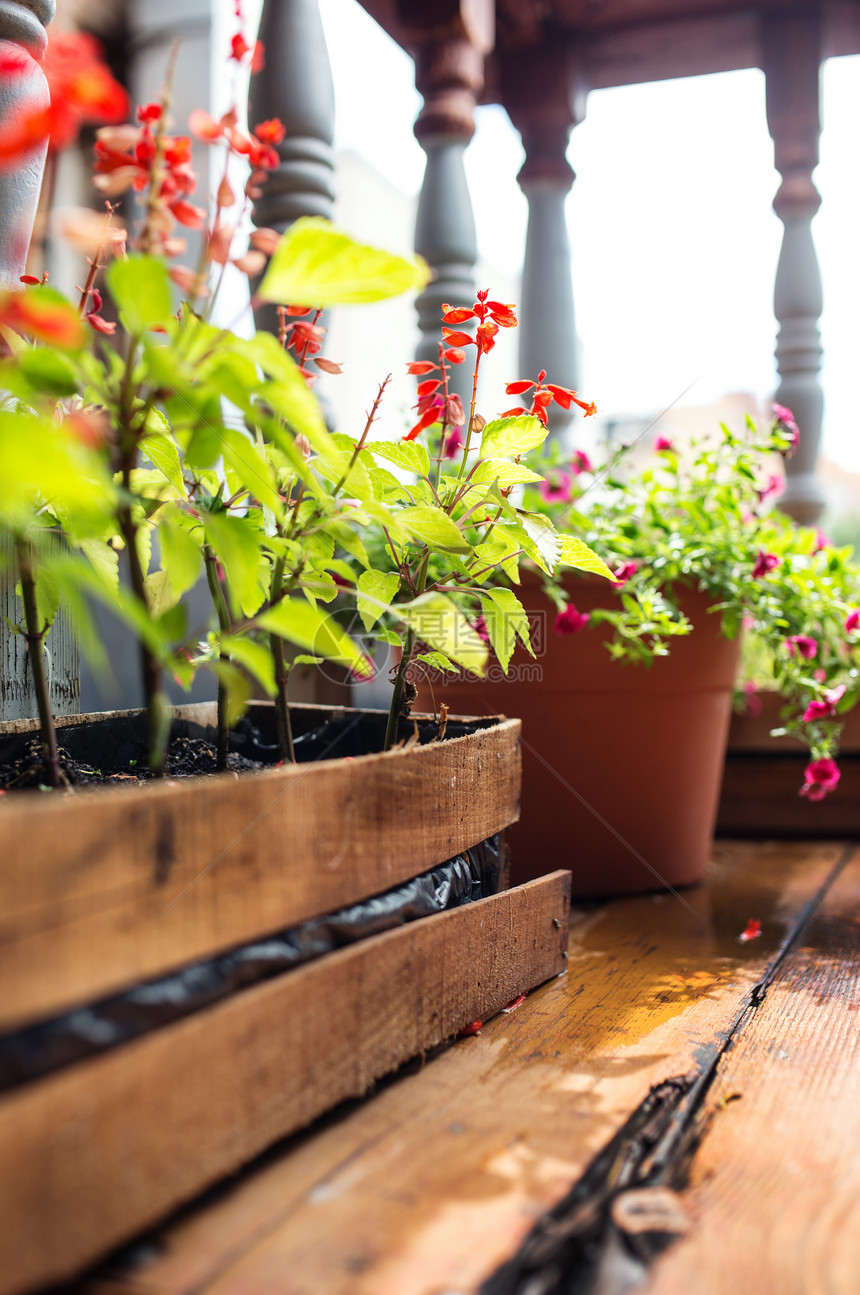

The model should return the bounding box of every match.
[502,45,584,440]
[764,12,825,523]
[249,0,336,339]
[409,0,493,401]
[0,0,79,721]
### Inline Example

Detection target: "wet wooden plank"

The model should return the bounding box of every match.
[0,716,521,1030]
[77,842,849,1295]
[0,873,567,1295]
[644,852,860,1295]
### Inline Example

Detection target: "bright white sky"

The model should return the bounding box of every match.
[319,0,860,471]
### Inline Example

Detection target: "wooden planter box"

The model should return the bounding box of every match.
[0,702,571,1294]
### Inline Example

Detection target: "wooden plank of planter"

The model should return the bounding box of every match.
[0,715,520,1030]
[75,841,849,1295]
[646,853,860,1295]
[0,870,568,1295]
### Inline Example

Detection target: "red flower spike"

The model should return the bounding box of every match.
[500,406,529,419]
[314,357,342,374]
[441,306,475,325]
[546,383,575,409]
[444,347,466,364]
[476,320,498,353]
[137,103,162,125]
[406,360,437,375]
[505,380,535,395]
[87,312,116,334]
[0,289,84,348]
[171,200,206,228]
[416,379,441,397]
[486,300,517,328]
[441,328,474,348]
[404,406,440,442]
[18,274,41,285]
[189,109,223,142]
[254,117,285,145]
[230,32,251,61]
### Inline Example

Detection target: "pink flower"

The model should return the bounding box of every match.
[756,473,782,502]
[540,468,573,504]
[802,684,846,723]
[845,609,860,634]
[752,550,780,579]
[654,436,674,452]
[744,681,763,716]
[443,426,464,459]
[773,403,799,456]
[613,560,638,587]
[555,604,589,635]
[812,529,830,554]
[799,757,841,801]
[785,634,818,660]
[571,449,593,475]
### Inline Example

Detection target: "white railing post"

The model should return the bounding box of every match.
[764,11,825,523]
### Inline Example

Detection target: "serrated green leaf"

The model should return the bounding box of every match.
[479,415,548,460]
[314,447,374,501]
[203,510,266,617]
[399,593,487,675]
[398,505,470,553]
[220,426,281,512]
[142,428,187,500]
[356,569,400,631]
[557,535,617,582]
[18,347,78,396]
[258,218,430,306]
[416,649,458,673]
[478,586,533,670]
[366,440,430,478]
[472,460,543,489]
[220,634,276,695]
[257,598,371,675]
[159,511,201,600]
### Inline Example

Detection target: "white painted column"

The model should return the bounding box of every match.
[764,12,825,523]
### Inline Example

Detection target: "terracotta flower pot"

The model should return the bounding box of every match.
[415,577,740,897]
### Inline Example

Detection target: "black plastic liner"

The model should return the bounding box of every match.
[0,835,504,1094]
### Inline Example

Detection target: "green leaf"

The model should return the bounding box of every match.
[314,447,375,502]
[203,510,266,617]
[519,513,561,573]
[557,536,617,582]
[478,587,533,671]
[78,538,119,592]
[258,217,430,306]
[479,415,548,460]
[220,634,276,696]
[220,427,281,512]
[141,424,187,500]
[366,440,430,478]
[257,598,372,676]
[18,347,78,397]
[472,460,543,489]
[106,255,172,334]
[399,593,487,675]
[356,569,400,631]
[397,505,470,553]
[416,649,458,674]
[159,510,201,600]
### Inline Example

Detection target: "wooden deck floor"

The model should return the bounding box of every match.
[80,840,860,1295]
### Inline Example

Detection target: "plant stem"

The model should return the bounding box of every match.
[15,537,61,789]
[204,545,232,771]
[269,552,295,763]
[118,495,169,777]
[384,625,415,752]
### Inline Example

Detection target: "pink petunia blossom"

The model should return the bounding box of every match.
[540,468,573,504]
[757,473,783,502]
[554,604,589,635]
[785,634,818,660]
[654,436,674,452]
[846,609,860,634]
[613,560,638,587]
[813,529,831,553]
[744,680,763,716]
[752,550,780,579]
[799,756,841,801]
[802,684,846,723]
[571,449,593,475]
[773,402,799,456]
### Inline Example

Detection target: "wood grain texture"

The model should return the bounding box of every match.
[718,754,860,836]
[0,715,520,1030]
[76,842,847,1295]
[645,853,860,1295]
[0,871,569,1295]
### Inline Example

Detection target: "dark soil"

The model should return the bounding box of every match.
[0,735,266,793]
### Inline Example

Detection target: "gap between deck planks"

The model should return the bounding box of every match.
[76,840,852,1295]
[643,850,860,1295]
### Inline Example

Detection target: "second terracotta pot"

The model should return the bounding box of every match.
[414,577,740,897]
